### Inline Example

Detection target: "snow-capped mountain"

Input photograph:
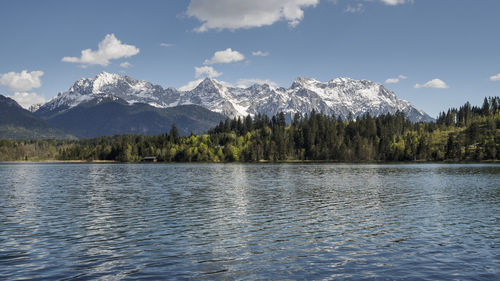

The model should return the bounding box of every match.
[28,103,43,113]
[37,72,433,122]
[37,72,174,115]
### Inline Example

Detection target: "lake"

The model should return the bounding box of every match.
[0,163,499,280]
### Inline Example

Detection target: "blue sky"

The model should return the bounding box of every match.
[0,0,499,117]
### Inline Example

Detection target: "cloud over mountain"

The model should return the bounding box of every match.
[195,66,222,78]
[204,48,245,65]
[0,70,44,92]
[62,34,139,67]
[7,92,46,109]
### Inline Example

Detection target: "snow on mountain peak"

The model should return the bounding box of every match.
[292,77,319,88]
[28,103,43,113]
[92,72,122,91]
[294,76,318,83]
[329,77,356,83]
[37,73,433,122]
[194,77,219,91]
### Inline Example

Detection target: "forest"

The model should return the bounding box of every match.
[0,97,499,162]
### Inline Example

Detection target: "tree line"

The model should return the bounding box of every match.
[0,97,498,162]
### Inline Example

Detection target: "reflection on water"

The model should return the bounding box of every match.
[0,163,499,279]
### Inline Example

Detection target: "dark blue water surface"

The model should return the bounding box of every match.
[0,163,499,280]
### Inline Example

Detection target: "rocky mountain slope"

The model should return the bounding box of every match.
[36,72,433,122]
[0,93,224,139]
[45,96,225,138]
[0,95,74,139]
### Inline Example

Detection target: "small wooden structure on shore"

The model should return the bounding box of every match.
[141,156,158,163]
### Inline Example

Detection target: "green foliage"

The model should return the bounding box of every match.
[1,97,499,163]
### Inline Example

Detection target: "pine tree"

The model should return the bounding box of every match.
[169,124,179,143]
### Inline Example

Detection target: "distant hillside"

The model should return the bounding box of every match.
[0,95,75,140]
[44,96,225,138]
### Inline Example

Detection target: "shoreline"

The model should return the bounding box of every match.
[1,160,499,164]
[0,160,119,164]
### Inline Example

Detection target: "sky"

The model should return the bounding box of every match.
[0,0,499,117]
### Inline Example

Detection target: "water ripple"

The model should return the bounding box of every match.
[0,163,499,280]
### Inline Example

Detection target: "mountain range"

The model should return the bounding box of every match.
[1,72,434,139]
[0,94,225,139]
[37,72,433,122]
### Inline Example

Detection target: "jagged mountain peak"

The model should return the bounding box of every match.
[293,77,380,91]
[36,73,433,122]
[70,72,150,94]
[291,77,319,88]
[294,76,318,83]
[96,71,119,78]
[39,72,168,116]
[194,77,221,91]
[247,83,271,91]
[329,77,358,83]
[29,103,43,113]
[92,71,122,88]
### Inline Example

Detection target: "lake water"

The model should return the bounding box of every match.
[0,163,498,280]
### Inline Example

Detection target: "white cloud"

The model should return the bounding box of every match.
[120,62,132,68]
[62,34,139,67]
[194,66,222,78]
[345,3,364,13]
[490,73,500,81]
[187,0,318,32]
[379,0,412,5]
[0,70,47,109]
[7,92,46,109]
[385,74,407,84]
[217,80,235,88]
[160,42,173,47]
[204,48,245,65]
[252,51,269,57]
[341,0,412,8]
[0,70,44,92]
[237,78,278,88]
[415,78,449,89]
[252,50,269,57]
[385,78,400,84]
[179,79,204,91]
